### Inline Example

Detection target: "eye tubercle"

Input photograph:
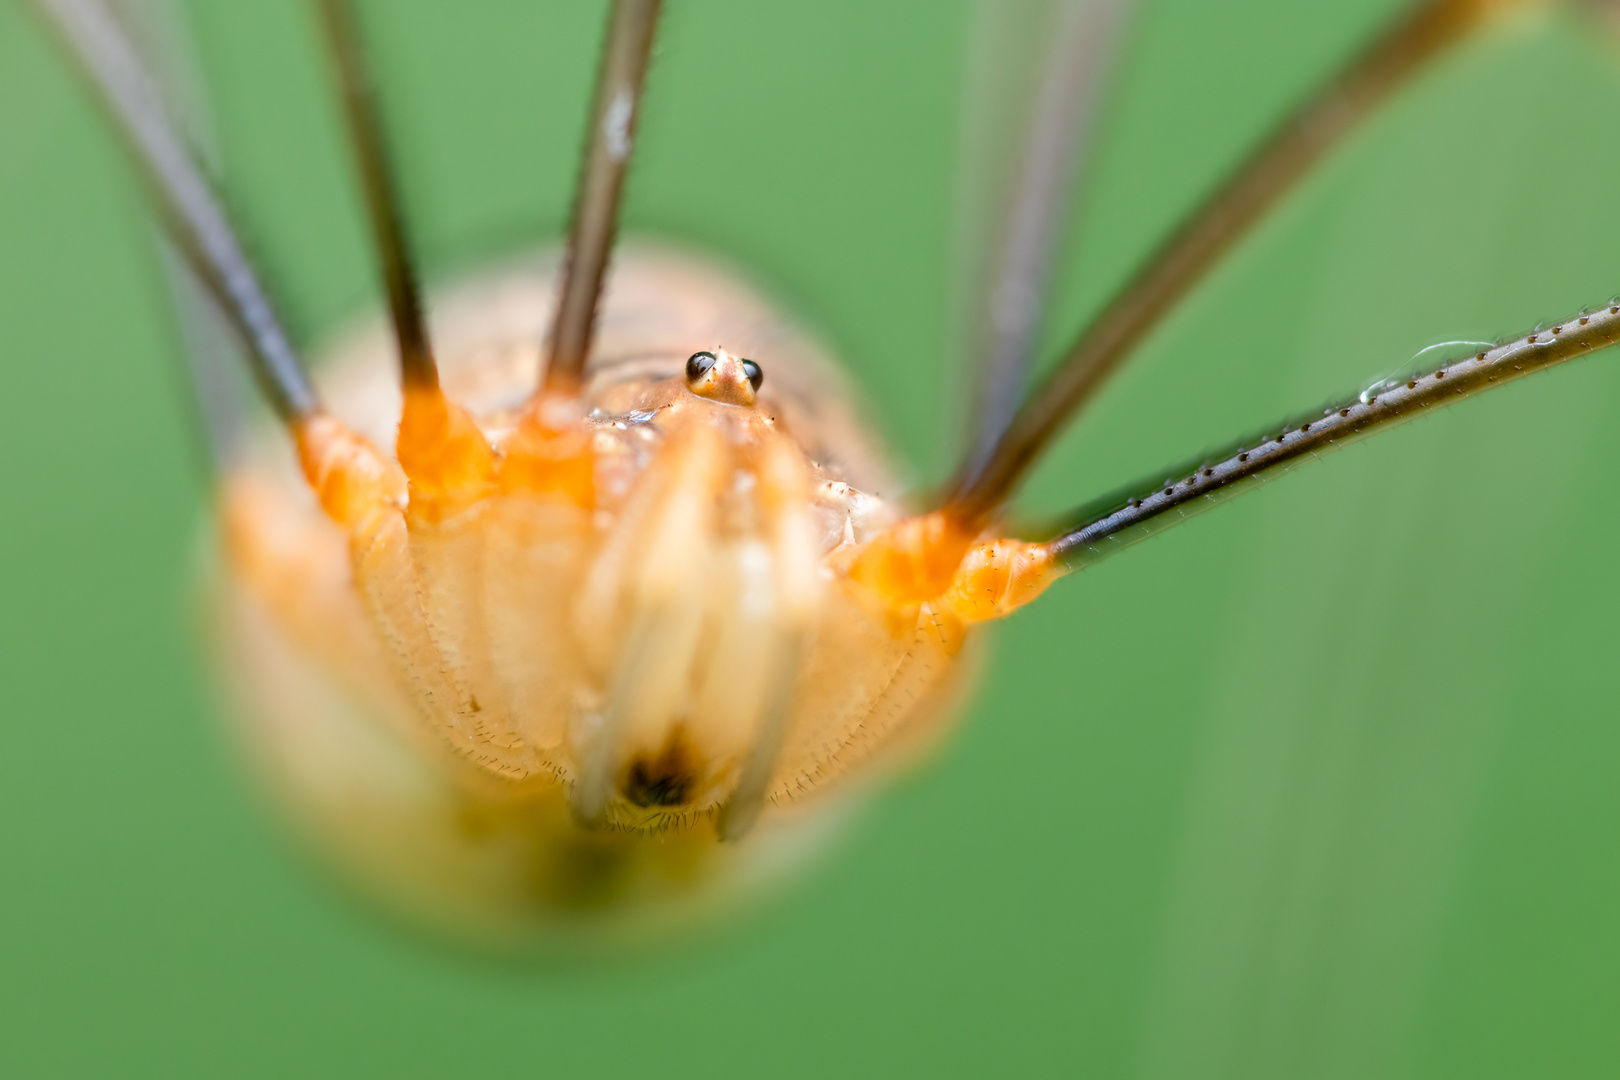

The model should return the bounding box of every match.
[685,347,762,407]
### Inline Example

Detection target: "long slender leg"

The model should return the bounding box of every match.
[962,0,1134,484]
[931,302,1620,623]
[1045,306,1620,568]
[943,0,1530,524]
[38,0,415,555]
[313,0,437,391]
[313,0,496,508]
[157,236,248,467]
[542,0,662,395]
[33,0,318,424]
[122,0,251,471]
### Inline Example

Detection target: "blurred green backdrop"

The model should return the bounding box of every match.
[3,1,1619,1076]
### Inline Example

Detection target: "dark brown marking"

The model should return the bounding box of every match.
[622,729,699,808]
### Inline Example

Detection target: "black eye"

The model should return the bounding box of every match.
[685,351,716,382]
[741,359,763,393]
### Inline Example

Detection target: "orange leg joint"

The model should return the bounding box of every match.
[497,392,596,507]
[938,538,1064,623]
[396,384,496,517]
[849,511,1066,623]
[294,412,405,532]
[847,511,978,606]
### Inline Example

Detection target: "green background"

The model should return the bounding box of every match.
[3,1,1619,1075]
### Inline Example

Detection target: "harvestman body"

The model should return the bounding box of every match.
[35,0,1620,942]
[219,249,989,932]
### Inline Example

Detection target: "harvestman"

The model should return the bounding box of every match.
[31,0,1620,940]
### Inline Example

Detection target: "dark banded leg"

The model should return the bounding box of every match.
[313,0,497,506]
[542,0,663,395]
[944,0,1528,525]
[36,0,419,537]
[32,0,318,425]
[1044,303,1620,572]
[313,0,438,391]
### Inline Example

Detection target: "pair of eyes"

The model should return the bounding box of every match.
[685,351,764,393]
